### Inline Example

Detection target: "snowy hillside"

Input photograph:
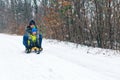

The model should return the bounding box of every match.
[0,33,120,80]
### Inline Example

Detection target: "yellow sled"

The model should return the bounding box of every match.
[31,47,39,51]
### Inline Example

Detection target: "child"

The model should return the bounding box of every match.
[28,28,37,47]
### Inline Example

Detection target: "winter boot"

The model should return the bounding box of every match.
[25,48,31,53]
[39,47,43,51]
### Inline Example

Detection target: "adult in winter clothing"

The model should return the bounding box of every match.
[23,20,42,53]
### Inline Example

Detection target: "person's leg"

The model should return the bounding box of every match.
[39,34,42,48]
[36,34,42,48]
[23,34,29,48]
[23,34,32,48]
[23,34,31,53]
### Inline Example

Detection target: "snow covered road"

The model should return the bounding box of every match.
[0,34,120,80]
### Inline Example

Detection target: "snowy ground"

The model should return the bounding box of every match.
[0,33,120,80]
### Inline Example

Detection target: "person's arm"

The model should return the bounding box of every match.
[26,26,32,34]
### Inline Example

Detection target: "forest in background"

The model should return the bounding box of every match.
[0,0,120,50]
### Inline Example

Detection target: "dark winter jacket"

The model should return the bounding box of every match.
[25,26,38,34]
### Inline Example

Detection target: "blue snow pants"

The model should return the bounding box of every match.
[23,33,42,49]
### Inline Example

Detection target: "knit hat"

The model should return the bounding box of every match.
[32,28,37,33]
[29,20,36,25]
